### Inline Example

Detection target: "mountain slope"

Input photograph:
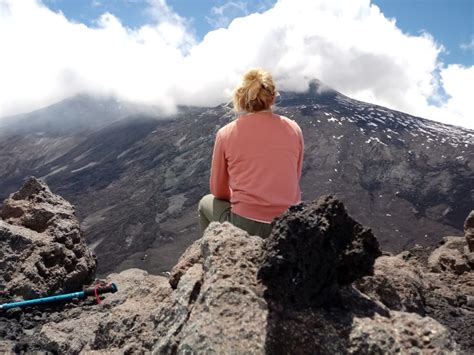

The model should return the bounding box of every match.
[0,93,163,135]
[0,85,472,275]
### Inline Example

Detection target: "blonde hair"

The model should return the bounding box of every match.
[233,68,276,113]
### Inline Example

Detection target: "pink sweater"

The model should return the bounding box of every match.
[210,111,304,222]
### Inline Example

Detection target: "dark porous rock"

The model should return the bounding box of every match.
[0,177,96,300]
[465,210,474,252]
[258,195,381,307]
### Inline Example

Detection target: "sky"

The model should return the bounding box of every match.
[0,0,473,128]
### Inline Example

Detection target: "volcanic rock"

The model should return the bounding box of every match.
[0,188,465,353]
[465,210,474,252]
[349,311,458,354]
[38,269,171,354]
[154,222,267,353]
[0,177,96,300]
[428,236,472,274]
[6,269,171,354]
[259,195,381,307]
[356,228,474,350]
[355,255,426,314]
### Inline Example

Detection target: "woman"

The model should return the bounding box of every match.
[198,68,304,238]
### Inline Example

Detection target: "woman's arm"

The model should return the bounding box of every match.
[210,132,231,200]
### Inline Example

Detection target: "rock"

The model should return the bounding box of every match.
[259,195,381,306]
[12,269,172,354]
[465,246,474,268]
[0,177,96,300]
[349,311,459,354]
[153,263,204,353]
[0,341,15,354]
[168,237,203,289]
[465,210,474,252]
[355,255,426,314]
[428,236,470,274]
[0,193,466,354]
[154,222,268,354]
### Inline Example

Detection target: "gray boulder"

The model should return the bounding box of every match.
[154,222,267,354]
[0,177,96,300]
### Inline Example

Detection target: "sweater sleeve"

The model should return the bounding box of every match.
[210,131,231,200]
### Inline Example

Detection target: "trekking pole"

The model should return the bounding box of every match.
[0,283,118,311]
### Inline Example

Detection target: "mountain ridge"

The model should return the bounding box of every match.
[0,84,472,275]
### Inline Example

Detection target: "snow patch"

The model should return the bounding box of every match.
[365,137,387,146]
[71,162,98,173]
[41,165,68,179]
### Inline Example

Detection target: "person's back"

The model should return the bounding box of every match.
[199,68,304,238]
[212,111,303,222]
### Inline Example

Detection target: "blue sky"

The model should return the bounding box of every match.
[1,0,473,128]
[372,0,473,67]
[42,0,473,67]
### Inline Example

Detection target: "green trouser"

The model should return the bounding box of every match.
[198,194,273,238]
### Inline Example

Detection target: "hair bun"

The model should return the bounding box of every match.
[243,69,263,84]
[233,68,276,113]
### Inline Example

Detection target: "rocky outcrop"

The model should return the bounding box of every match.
[0,184,468,354]
[2,269,171,354]
[0,177,96,300]
[154,223,267,353]
[428,236,472,274]
[355,255,426,314]
[38,269,171,354]
[349,311,456,354]
[259,196,381,307]
[356,212,474,350]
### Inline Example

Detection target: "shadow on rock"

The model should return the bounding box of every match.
[258,195,382,353]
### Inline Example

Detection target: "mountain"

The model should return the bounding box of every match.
[0,93,162,135]
[0,84,472,275]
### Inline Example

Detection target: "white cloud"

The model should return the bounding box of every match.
[0,0,472,129]
[206,1,248,29]
[423,64,474,128]
[460,37,474,51]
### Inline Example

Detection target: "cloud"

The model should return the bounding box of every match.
[423,64,474,128]
[0,0,472,129]
[206,1,248,29]
[460,37,474,51]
